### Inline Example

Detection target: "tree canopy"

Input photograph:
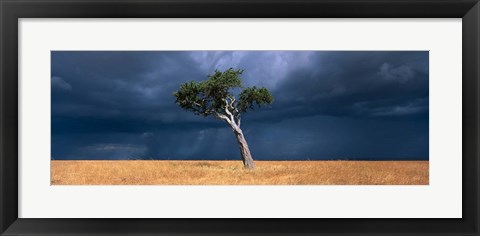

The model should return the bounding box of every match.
[173,68,273,127]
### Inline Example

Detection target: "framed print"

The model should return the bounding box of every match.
[48,50,430,186]
[1,0,479,235]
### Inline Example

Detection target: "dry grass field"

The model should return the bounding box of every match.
[51,160,428,185]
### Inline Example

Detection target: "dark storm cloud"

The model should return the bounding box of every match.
[51,51,428,160]
[259,51,428,122]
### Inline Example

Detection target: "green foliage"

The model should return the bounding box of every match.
[173,68,273,122]
[173,81,210,116]
[238,86,274,113]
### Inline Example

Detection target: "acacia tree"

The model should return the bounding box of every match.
[173,68,273,169]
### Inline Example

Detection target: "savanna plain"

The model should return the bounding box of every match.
[51,160,429,185]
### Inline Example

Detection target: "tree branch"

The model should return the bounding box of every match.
[191,101,202,108]
[224,99,236,123]
[227,96,239,115]
[226,96,242,126]
[214,112,232,125]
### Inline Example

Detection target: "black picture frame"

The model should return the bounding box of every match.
[1,0,479,235]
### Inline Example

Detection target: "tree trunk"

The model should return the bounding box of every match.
[231,126,255,169]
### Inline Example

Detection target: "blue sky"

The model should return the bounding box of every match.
[51,51,429,160]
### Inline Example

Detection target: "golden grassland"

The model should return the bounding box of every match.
[51,160,428,185]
